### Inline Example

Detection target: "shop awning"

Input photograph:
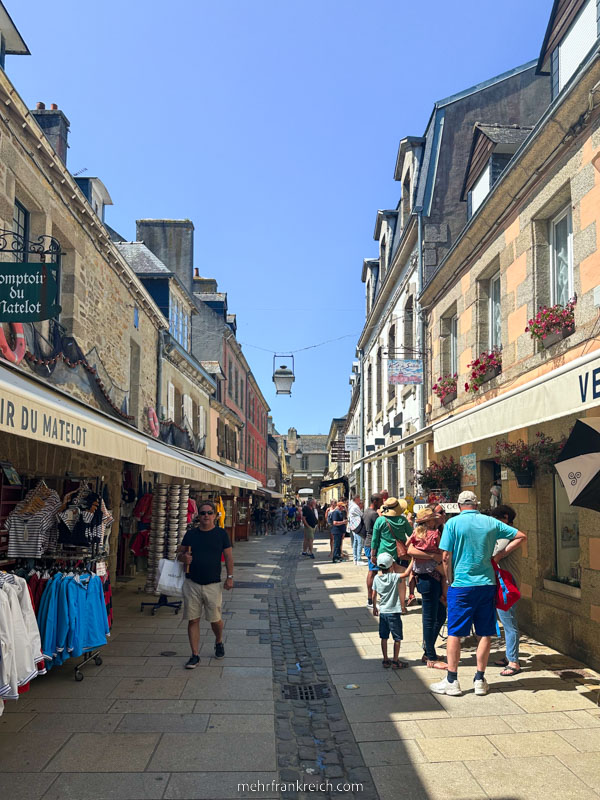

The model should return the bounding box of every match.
[182,451,260,491]
[145,439,231,489]
[433,348,600,452]
[0,363,241,490]
[0,362,147,464]
[256,487,284,499]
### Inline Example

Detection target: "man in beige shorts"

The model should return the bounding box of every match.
[177,500,234,668]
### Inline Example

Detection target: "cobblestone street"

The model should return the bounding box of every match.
[1,530,599,800]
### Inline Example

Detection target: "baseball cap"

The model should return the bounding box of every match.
[376,552,394,569]
[457,490,479,505]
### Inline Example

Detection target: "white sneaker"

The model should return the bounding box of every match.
[473,678,490,696]
[430,677,462,696]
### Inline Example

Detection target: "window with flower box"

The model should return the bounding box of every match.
[550,207,573,307]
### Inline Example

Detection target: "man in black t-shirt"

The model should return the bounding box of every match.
[177,500,233,669]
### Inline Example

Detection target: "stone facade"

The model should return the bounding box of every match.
[423,49,600,668]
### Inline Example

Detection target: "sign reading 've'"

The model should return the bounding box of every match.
[0,263,61,321]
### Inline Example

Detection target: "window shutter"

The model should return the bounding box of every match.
[167,382,175,421]
[183,394,193,425]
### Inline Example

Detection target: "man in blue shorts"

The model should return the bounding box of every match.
[363,493,383,608]
[430,490,526,697]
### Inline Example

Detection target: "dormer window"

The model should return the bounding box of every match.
[463,124,534,219]
[551,0,598,99]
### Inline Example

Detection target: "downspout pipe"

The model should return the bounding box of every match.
[359,348,365,498]
[156,330,164,421]
[416,210,426,474]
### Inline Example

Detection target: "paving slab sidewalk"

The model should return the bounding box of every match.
[1,529,599,800]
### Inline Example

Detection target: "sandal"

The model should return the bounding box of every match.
[494,657,509,667]
[427,660,448,670]
[391,660,408,670]
[500,665,522,676]
[382,659,391,668]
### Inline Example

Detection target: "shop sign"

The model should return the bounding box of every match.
[0,263,61,321]
[460,453,477,486]
[0,395,88,447]
[267,478,276,488]
[388,359,423,384]
[344,435,360,451]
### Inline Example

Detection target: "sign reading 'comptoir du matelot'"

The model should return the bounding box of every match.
[0,263,61,321]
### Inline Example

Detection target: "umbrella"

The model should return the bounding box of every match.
[554,418,600,512]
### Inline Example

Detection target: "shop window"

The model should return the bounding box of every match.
[554,474,581,584]
[13,200,29,262]
[550,207,573,307]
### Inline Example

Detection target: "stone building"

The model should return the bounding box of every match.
[356,61,549,503]
[423,0,600,668]
[275,428,329,499]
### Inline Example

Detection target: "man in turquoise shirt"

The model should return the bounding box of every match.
[430,491,526,698]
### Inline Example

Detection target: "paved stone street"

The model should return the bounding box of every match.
[1,531,599,800]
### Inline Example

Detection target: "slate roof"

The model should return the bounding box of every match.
[115,242,171,275]
[475,123,534,146]
[294,434,329,453]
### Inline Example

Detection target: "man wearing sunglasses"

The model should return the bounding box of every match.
[178,500,234,669]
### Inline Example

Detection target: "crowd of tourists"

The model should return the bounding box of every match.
[298,490,526,697]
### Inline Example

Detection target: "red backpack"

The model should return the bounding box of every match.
[492,560,520,611]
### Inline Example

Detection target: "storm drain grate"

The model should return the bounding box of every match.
[281,683,330,701]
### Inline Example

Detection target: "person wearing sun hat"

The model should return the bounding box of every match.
[370,498,412,612]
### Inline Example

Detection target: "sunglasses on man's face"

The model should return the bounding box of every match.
[198,510,214,516]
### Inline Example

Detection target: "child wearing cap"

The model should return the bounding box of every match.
[372,552,406,669]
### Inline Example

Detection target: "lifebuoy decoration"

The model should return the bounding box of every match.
[147,406,160,438]
[0,323,26,365]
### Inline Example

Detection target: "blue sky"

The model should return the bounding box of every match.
[10,0,550,434]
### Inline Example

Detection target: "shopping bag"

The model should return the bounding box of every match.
[492,560,520,610]
[156,558,185,597]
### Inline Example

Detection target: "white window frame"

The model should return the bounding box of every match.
[450,314,458,374]
[182,394,193,427]
[549,206,573,307]
[489,273,502,350]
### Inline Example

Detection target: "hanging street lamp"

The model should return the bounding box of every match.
[273,354,295,395]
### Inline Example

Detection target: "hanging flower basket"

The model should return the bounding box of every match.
[513,466,535,488]
[526,299,576,347]
[433,373,458,405]
[416,456,463,498]
[465,349,502,394]
[495,432,567,487]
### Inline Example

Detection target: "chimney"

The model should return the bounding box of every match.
[31,102,70,165]
[136,219,194,294]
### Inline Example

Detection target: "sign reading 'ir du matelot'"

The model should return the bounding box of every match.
[0,263,61,321]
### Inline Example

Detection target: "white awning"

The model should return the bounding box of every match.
[433,348,600,452]
[183,452,260,491]
[0,363,234,489]
[145,439,230,488]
